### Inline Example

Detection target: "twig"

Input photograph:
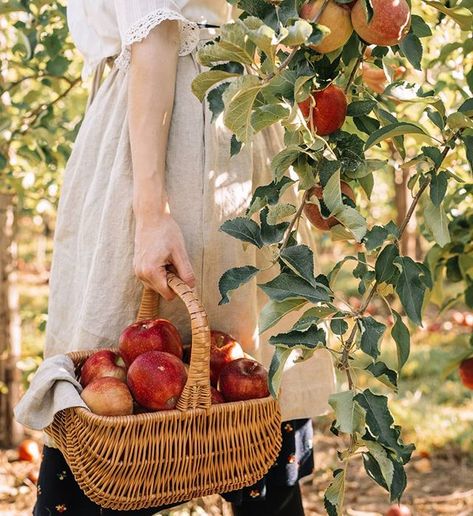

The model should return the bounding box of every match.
[344,44,367,93]
[280,190,310,251]
[264,0,331,82]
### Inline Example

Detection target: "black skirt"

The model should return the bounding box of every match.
[34,419,313,515]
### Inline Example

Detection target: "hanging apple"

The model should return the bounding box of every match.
[459,357,473,390]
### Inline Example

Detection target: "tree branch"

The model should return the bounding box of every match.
[280,190,310,251]
[344,44,367,93]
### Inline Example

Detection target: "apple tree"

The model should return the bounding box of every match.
[192,0,473,513]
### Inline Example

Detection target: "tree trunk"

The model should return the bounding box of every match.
[0,193,23,447]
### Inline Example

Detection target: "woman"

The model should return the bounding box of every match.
[36,1,336,514]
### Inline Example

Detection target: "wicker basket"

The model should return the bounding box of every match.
[45,272,282,510]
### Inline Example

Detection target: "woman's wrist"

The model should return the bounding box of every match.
[133,186,169,225]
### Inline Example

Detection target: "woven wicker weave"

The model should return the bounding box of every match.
[45,272,282,510]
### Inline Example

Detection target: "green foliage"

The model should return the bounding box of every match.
[193,0,473,513]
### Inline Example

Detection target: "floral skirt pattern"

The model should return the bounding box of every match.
[34,419,313,514]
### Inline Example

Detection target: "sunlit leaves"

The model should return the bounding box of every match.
[329,391,366,434]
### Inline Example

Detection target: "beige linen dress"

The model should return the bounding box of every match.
[46,0,336,421]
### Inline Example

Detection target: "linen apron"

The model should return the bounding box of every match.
[44,27,336,421]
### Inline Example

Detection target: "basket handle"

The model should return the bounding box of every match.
[137,273,212,411]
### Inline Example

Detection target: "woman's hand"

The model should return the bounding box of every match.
[134,213,195,300]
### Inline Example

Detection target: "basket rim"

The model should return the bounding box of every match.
[71,395,279,426]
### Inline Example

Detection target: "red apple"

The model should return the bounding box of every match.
[219,358,270,402]
[304,181,355,230]
[127,351,187,411]
[300,0,353,54]
[81,377,134,416]
[80,350,126,387]
[362,62,406,93]
[351,0,411,47]
[386,504,412,516]
[18,439,41,462]
[459,357,473,390]
[299,84,347,136]
[119,318,183,366]
[209,330,245,386]
[210,386,225,404]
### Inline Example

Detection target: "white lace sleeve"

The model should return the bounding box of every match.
[114,1,200,72]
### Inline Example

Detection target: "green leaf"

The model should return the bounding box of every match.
[218,266,259,305]
[291,306,337,331]
[197,25,256,66]
[424,197,451,248]
[280,19,313,46]
[191,70,240,102]
[239,17,277,62]
[375,244,399,283]
[269,325,326,348]
[330,315,349,336]
[347,100,377,117]
[280,245,318,287]
[328,391,366,434]
[207,82,229,121]
[324,469,345,516]
[220,217,263,247]
[355,389,415,462]
[364,225,388,251]
[365,122,429,149]
[366,361,398,391]
[394,256,429,326]
[422,0,473,30]
[358,316,386,360]
[268,346,293,397]
[266,203,296,225]
[251,104,290,132]
[411,14,432,38]
[399,33,423,70]
[45,55,70,76]
[447,112,473,130]
[391,310,410,371]
[260,207,289,244]
[259,273,332,304]
[222,75,264,143]
[247,176,295,216]
[271,145,301,180]
[259,298,307,334]
[430,171,448,206]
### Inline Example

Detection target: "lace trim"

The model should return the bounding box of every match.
[115,8,200,72]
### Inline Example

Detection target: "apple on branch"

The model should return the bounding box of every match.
[298,84,347,136]
[304,181,355,230]
[81,377,134,416]
[127,350,187,411]
[219,358,270,402]
[351,0,411,47]
[80,350,126,387]
[300,0,353,54]
[459,357,473,390]
[119,318,183,367]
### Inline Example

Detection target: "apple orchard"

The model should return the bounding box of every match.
[1,0,472,514]
[191,0,473,513]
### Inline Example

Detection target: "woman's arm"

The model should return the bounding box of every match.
[128,21,195,300]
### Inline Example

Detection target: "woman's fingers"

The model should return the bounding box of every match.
[140,265,175,301]
[172,246,196,288]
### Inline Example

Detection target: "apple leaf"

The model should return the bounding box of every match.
[391,310,410,372]
[364,225,388,251]
[422,0,473,31]
[354,389,415,463]
[259,272,332,303]
[279,244,319,287]
[328,391,366,435]
[218,265,259,305]
[424,197,451,248]
[259,298,307,334]
[365,361,398,391]
[260,207,289,244]
[268,324,326,349]
[430,170,448,206]
[191,70,240,102]
[246,176,295,217]
[268,346,292,397]
[324,469,346,516]
[399,33,423,70]
[251,104,290,133]
[347,100,377,117]
[291,306,338,331]
[220,217,263,247]
[358,316,386,360]
[365,122,430,149]
[222,75,265,143]
[375,244,399,283]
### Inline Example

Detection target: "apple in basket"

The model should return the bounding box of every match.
[81,377,134,416]
[80,350,126,387]
[209,330,245,386]
[119,319,184,366]
[127,350,187,410]
[219,358,270,402]
[210,386,225,404]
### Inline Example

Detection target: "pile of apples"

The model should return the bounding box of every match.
[79,320,270,417]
